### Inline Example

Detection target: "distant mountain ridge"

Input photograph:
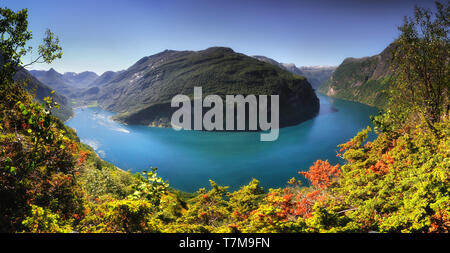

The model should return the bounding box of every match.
[29,69,124,98]
[92,47,320,129]
[281,63,305,77]
[62,71,98,87]
[30,69,99,88]
[318,43,395,108]
[298,66,337,90]
[251,55,298,73]
[29,68,74,96]
[89,70,125,87]
[252,55,336,89]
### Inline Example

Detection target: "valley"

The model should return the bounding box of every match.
[31,47,324,129]
[66,93,378,192]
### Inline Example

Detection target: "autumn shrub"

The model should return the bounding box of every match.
[80,161,140,199]
[179,180,230,227]
[79,198,161,233]
[21,204,73,233]
[319,116,450,232]
[228,179,265,221]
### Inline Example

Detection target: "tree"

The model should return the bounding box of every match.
[390,1,449,125]
[0,7,62,85]
[0,7,72,232]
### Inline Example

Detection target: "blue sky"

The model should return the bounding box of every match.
[2,0,436,74]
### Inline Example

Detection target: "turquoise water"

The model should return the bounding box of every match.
[67,94,378,192]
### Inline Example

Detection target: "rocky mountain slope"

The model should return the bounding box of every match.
[318,44,395,108]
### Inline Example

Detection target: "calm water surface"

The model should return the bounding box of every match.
[67,94,378,192]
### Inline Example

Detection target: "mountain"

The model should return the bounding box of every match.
[252,56,304,76]
[89,70,125,87]
[318,44,394,108]
[29,69,99,97]
[252,55,295,72]
[66,70,125,100]
[29,68,73,96]
[95,47,320,129]
[252,56,335,89]
[281,63,305,77]
[63,71,98,87]
[298,66,336,89]
[14,69,73,121]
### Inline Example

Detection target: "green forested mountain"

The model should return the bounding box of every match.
[94,47,320,128]
[318,43,395,108]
